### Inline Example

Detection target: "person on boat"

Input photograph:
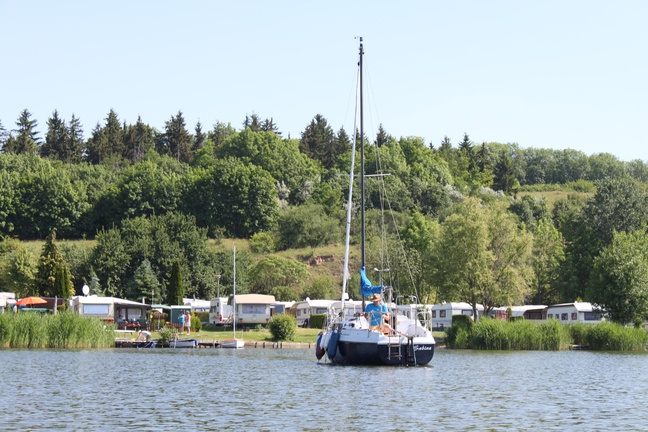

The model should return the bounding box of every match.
[365,293,391,333]
[136,330,152,342]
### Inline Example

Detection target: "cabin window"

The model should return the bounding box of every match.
[242,305,265,314]
[440,310,446,318]
[126,308,142,320]
[584,312,601,321]
[82,304,110,315]
[561,313,568,321]
[571,312,577,320]
[461,310,473,316]
[431,311,436,318]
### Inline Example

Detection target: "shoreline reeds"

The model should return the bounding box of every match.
[447,318,647,351]
[0,311,115,349]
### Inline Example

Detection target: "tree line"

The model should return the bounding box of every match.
[2,108,648,325]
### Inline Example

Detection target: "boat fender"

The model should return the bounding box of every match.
[320,331,330,350]
[327,330,340,360]
[316,332,325,360]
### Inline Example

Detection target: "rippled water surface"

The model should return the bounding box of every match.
[1,347,647,431]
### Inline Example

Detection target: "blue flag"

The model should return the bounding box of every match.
[360,266,382,297]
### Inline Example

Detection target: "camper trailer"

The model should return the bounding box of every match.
[209,297,233,325]
[545,302,604,324]
[232,294,276,327]
[431,302,484,330]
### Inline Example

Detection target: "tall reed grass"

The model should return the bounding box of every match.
[0,311,115,349]
[449,318,646,351]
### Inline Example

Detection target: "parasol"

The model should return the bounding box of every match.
[16,296,48,307]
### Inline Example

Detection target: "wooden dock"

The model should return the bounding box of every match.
[115,338,312,349]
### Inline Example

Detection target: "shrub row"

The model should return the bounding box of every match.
[446,318,646,351]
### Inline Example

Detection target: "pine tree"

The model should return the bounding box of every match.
[124,116,154,162]
[66,114,84,163]
[53,263,73,298]
[194,120,206,152]
[375,124,390,147]
[300,114,335,167]
[104,109,125,158]
[261,117,281,135]
[86,122,106,163]
[166,259,184,305]
[161,111,192,162]
[0,120,8,149]
[42,110,69,159]
[35,229,68,297]
[13,109,40,154]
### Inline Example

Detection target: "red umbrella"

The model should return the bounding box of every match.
[16,296,48,307]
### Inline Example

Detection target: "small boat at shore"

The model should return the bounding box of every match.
[223,245,244,349]
[169,338,198,348]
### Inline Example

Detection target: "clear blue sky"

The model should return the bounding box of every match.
[1,0,646,161]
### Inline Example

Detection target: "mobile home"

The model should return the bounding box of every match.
[209,297,233,325]
[545,302,604,324]
[0,292,16,314]
[183,298,210,312]
[289,299,335,327]
[69,296,151,327]
[271,301,295,316]
[232,294,276,327]
[491,305,547,321]
[431,302,484,331]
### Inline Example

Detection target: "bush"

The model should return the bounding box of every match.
[268,314,297,341]
[249,232,276,253]
[158,327,177,346]
[569,323,589,346]
[191,313,202,332]
[309,314,326,329]
[445,314,474,348]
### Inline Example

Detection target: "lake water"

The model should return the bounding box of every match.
[1,347,647,431]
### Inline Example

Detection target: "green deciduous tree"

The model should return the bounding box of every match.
[185,158,278,238]
[91,228,130,297]
[589,229,648,325]
[432,199,533,318]
[217,129,321,205]
[530,219,565,305]
[249,255,309,299]
[275,204,341,250]
[0,238,37,297]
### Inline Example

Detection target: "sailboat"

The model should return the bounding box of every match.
[222,245,245,349]
[315,38,435,366]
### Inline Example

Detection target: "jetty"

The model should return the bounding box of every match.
[115,338,312,349]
